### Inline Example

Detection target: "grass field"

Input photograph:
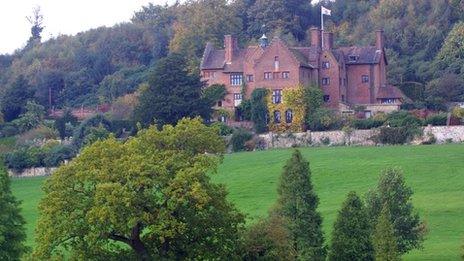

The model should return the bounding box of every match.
[11,144,464,260]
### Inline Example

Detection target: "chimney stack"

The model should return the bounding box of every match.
[224,35,237,64]
[310,27,321,48]
[322,31,333,50]
[376,29,384,50]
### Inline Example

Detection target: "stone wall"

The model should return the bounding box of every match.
[9,167,57,178]
[258,125,464,149]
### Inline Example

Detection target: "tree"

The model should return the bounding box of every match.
[12,101,45,133]
[1,76,34,122]
[366,168,426,254]
[243,212,295,260]
[26,6,44,48]
[275,149,326,260]
[329,191,373,261]
[33,118,244,260]
[54,109,78,139]
[373,205,400,261]
[250,88,269,134]
[0,163,29,260]
[134,53,211,127]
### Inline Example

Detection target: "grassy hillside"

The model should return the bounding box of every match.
[11,144,464,260]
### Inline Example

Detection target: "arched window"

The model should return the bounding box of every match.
[285,109,293,123]
[273,110,281,124]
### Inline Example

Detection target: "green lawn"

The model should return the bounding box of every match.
[11,144,464,260]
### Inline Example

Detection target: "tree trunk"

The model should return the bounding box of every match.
[130,223,150,261]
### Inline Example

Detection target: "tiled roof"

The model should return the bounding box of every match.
[377,85,405,99]
[337,46,383,65]
[200,43,225,69]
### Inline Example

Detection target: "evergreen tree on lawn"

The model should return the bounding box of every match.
[329,191,374,261]
[373,204,400,261]
[366,167,426,254]
[134,53,210,127]
[0,163,29,260]
[275,149,326,260]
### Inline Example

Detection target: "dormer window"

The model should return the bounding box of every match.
[349,55,358,62]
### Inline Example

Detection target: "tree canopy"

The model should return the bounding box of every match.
[33,118,244,260]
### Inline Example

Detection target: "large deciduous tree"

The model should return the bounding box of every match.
[329,191,374,261]
[1,75,34,122]
[0,163,29,260]
[366,168,426,255]
[134,53,211,127]
[33,118,244,260]
[275,149,326,260]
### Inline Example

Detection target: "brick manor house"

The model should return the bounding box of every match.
[200,27,406,123]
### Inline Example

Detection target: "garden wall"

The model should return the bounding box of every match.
[9,167,57,178]
[258,125,464,149]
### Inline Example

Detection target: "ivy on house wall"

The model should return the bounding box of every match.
[267,85,306,132]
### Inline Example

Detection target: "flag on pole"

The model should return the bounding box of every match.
[321,6,331,16]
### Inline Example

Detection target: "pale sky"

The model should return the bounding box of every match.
[0,0,176,55]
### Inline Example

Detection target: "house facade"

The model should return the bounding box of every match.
[200,28,405,123]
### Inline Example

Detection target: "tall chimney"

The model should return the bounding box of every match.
[224,35,237,64]
[322,31,333,50]
[376,29,384,50]
[310,27,321,48]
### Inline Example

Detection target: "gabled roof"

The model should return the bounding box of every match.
[337,46,385,65]
[377,85,406,99]
[200,42,225,70]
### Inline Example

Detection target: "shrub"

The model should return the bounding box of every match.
[54,109,78,139]
[244,139,256,151]
[230,128,252,152]
[0,123,19,137]
[353,118,384,129]
[425,113,448,126]
[250,88,269,134]
[374,127,420,145]
[422,132,437,145]
[385,111,423,128]
[307,108,341,131]
[43,145,75,167]
[5,147,44,171]
[16,125,58,146]
[72,114,112,149]
[212,122,234,136]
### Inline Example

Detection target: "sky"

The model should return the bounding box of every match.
[0,0,176,55]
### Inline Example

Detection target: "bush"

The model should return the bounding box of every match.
[212,122,234,136]
[0,123,19,137]
[5,147,44,171]
[244,139,256,151]
[43,145,75,167]
[16,125,58,146]
[250,88,269,134]
[353,118,384,129]
[422,132,437,145]
[385,111,423,127]
[110,119,135,136]
[425,113,448,126]
[374,126,420,145]
[307,108,341,131]
[230,128,253,152]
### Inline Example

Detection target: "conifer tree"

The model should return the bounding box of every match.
[275,149,326,260]
[373,205,400,261]
[0,163,28,260]
[366,167,426,254]
[329,191,374,261]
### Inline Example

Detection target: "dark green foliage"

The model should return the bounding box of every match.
[374,127,418,145]
[42,145,75,167]
[304,86,324,118]
[373,205,400,261]
[212,122,234,136]
[238,99,252,121]
[250,88,269,134]
[54,109,78,139]
[231,128,253,152]
[276,149,326,260]
[0,123,20,138]
[97,66,149,103]
[134,53,211,127]
[329,191,374,261]
[0,163,29,260]
[72,114,112,149]
[4,144,75,171]
[385,111,423,127]
[353,118,385,129]
[307,108,341,131]
[366,168,426,254]
[425,113,448,126]
[202,84,227,107]
[243,213,295,260]
[1,76,34,122]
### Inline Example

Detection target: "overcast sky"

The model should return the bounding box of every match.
[0,0,176,55]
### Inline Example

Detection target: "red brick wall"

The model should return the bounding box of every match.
[319,50,340,109]
[346,64,373,105]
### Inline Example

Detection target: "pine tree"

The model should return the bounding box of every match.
[373,205,400,261]
[0,163,29,260]
[366,167,426,254]
[329,191,374,261]
[275,149,326,260]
